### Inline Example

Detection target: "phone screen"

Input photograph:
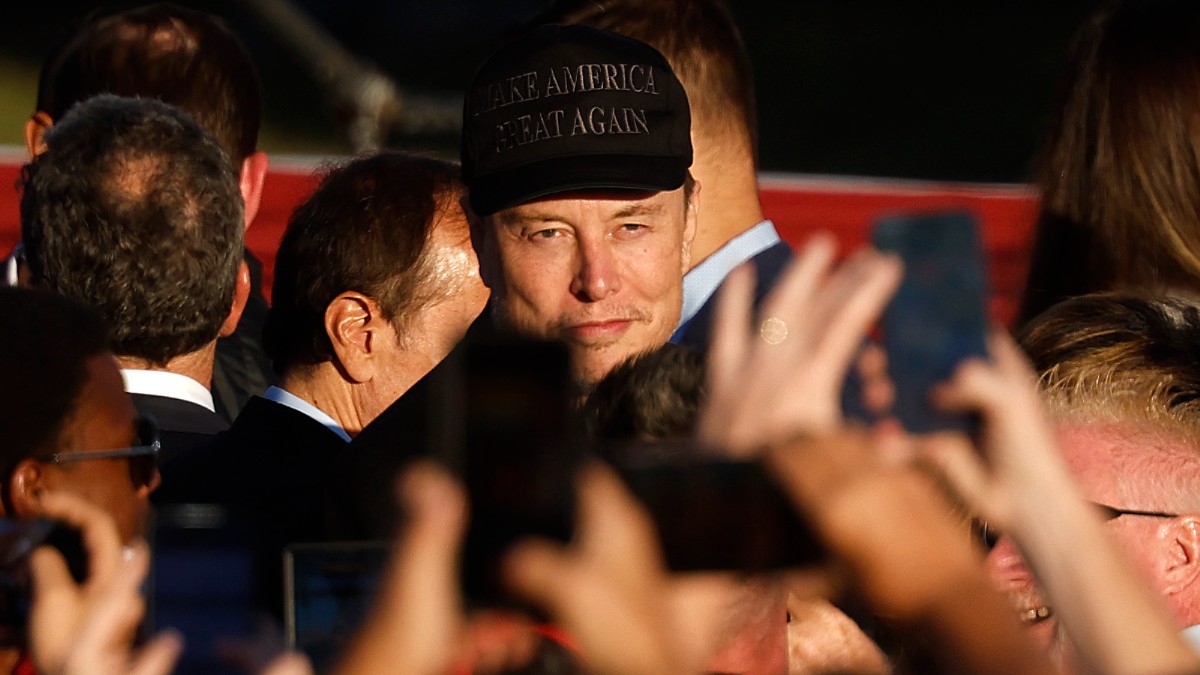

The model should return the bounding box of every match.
[872,211,989,433]
[148,504,257,673]
[284,542,389,672]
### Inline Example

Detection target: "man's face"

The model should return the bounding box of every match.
[478,186,696,387]
[41,353,158,542]
[984,422,1182,658]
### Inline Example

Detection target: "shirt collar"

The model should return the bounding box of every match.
[120,369,215,412]
[263,386,352,443]
[1181,624,1200,654]
[677,219,782,328]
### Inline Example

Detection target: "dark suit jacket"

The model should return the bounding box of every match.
[154,395,352,622]
[130,393,227,472]
[211,249,275,423]
[344,316,501,537]
[672,240,795,351]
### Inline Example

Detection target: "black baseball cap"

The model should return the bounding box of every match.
[462,24,692,216]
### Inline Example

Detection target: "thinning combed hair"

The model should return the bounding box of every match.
[1019,293,1200,448]
[21,94,244,366]
[263,152,464,375]
[37,2,261,165]
[1018,0,1200,326]
[538,0,758,158]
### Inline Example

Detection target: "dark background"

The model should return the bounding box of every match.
[0,1,1105,181]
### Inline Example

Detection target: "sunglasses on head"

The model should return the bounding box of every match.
[47,416,160,489]
[972,502,1180,551]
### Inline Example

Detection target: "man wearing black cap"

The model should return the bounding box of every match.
[462,23,697,388]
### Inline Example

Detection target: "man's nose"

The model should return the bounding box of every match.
[984,534,1036,586]
[570,238,621,302]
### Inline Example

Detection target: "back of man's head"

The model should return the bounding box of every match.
[584,344,706,443]
[37,2,261,165]
[1019,292,1200,444]
[264,152,464,375]
[0,286,109,476]
[21,94,244,367]
[540,0,757,155]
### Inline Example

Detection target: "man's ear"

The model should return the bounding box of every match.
[461,194,497,291]
[238,151,269,230]
[218,260,252,338]
[7,460,47,518]
[24,112,52,158]
[1160,516,1200,595]
[682,179,700,272]
[325,292,390,384]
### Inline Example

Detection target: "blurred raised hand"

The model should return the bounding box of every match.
[504,464,711,675]
[334,463,469,675]
[28,492,182,675]
[698,235,901,456]
[925,335,1200,675]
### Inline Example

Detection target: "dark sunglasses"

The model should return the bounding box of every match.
[47,416,160,488]
[973,502,1180,551]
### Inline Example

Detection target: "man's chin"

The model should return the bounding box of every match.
[569,341,658,390]
[571,358,621,392]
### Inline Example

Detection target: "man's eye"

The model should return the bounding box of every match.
[528,228,560,240]
[616,223,648,237]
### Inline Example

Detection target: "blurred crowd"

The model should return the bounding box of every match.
[4,1,1200,674]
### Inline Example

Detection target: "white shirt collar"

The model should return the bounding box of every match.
[263,386,352,443]
[1181,624,1200,653]
[4,244,21,287]
[677,220,782,328]
[120,369,215,412]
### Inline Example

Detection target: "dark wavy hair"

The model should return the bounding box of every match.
[263,152,463,375]
[21,94,244,366]
[583,344,706,442]
[37,2,261,165]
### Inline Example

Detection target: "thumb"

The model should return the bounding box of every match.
[29,545,74,602]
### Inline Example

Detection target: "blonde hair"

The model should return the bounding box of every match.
[1019,292,1200,448]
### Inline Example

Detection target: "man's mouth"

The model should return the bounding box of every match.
[1019,606,1054,624]
[564,319,634,342]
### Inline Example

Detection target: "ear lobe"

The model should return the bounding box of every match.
[218,260,252,338]
[682,180,700,272]
[24,113,51,158]
[238,151,269,229]
[1161,516,1200,595]
[325,292,385,384]
[8,460,47,518]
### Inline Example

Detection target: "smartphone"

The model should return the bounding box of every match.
[284,542,389,672]
[433,335,822,598]
[148,503,258,674]
[609,443,827,571]
[429,335,583,606]
[871,211,989,433]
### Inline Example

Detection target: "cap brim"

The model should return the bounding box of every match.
[468,154,689,216]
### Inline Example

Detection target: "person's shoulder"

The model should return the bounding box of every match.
[155,396,342,506]
[130,393,227,435]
